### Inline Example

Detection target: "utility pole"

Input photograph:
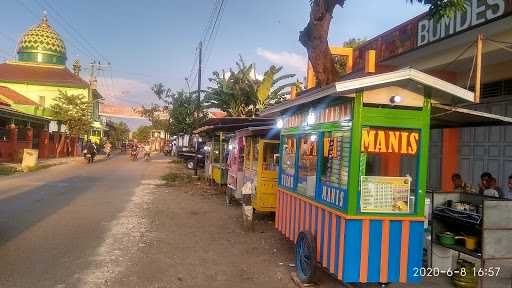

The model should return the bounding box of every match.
[194,41,202,177]
[88,61,111,140]
[475,34,483,103]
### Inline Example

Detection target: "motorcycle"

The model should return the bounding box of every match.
[130,150,138,161]
[83,149,94,164]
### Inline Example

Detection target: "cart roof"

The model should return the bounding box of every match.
[260,68,512,127]
[261,68,474,116]
[235,126,280,139]
[194,117,274,134]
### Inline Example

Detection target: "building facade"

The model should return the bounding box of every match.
[0,15,104,162]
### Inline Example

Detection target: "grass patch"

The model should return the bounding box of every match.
[0,166,18,176]
[160,171,193,185]
[169,159,184,164]
[25,164,55,172]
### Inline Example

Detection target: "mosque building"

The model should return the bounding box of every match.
[0,14,104,162]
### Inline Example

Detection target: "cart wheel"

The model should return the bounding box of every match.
[295,231,316,283]
[186,160,195,170]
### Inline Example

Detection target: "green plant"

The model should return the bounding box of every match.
[0,166,17,176]
[49,90,92,135]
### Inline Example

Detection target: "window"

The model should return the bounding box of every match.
[297,133,318,198]
[262,142,279,172]
[281,135,296,188]
[359,127,419,214]
[320,130,350,188]
[251,138,259,170]
[39,96,46,106]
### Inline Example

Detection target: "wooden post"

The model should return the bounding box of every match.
[475,34,483,103]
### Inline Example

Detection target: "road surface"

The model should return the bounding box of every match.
[0,154,164,287]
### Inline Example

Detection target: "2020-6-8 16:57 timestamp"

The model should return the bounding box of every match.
[413,267,501,277]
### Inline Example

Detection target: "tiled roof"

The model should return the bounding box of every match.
[0,62,89,88]
[0,86,39,106]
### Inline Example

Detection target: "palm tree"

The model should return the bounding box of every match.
[256,65,296,111]
[204,57,298,117]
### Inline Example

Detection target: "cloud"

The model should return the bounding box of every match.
[256,48,307,75]
[95,77,154,107]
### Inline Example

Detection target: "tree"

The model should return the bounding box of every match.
[167,90,207,135]
[105,120,130,143]
[132,125,152,142]
[143,83,206,135]
[49,90,92,135]
[204,57,258,117]
[299,0,466,87]
[204,57,297,116]
[256,65,296,111]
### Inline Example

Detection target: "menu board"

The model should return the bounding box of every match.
[360,176,411,213]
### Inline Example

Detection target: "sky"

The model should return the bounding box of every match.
[0,0,427,126]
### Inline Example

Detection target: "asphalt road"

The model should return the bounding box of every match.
[0,153,164,288]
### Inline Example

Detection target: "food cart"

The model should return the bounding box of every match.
[226,126,280,215]
[260,68,512,285]
[194,117,274,189]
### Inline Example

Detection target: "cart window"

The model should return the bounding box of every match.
[359,127,419,214]
[212,141,220,163]
[281,135,296,188]
[262,142,279,172]
[298,133,318,198]
[251,138,259,170]
[244,137,251,169]
[318,130,351,208]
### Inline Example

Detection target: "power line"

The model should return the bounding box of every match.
[32,0,97,61]
[43,0,109,63]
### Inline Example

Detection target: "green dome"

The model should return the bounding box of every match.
[17,15,67,65]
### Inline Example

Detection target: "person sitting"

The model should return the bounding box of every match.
[451,173,470,193]
[484,176,502,198]
[503,175,512,199]
[479,172,493,194]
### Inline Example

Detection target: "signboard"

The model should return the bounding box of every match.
[352,0,512,68]
[361,128,419,155]
[418,0,507,46]
[360,176,411,213]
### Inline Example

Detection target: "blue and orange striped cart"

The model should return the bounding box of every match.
[261,68,477,285]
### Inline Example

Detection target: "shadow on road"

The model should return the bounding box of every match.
[0,176,99,247]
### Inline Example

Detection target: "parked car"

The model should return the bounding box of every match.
[177,142,206,169]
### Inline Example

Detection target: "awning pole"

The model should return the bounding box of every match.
[475,34,483,103]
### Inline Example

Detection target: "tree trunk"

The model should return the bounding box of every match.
[299,0,345,87]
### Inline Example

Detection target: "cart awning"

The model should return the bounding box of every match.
[431,103,512,128]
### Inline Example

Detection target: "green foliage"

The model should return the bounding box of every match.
[49,90,92,135]
[168,90,206,135]
[132,125,152,142]
[0,166,17,176]
[256,65,296,111]
[343,37,367,48]
[145,83,206,135]
[205,57,297,116]
[105,120,130,143]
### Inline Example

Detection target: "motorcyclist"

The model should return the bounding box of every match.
[143,142,151,160]
[85,139,97,164]
[104,140,112,159]
[130,143,139,160]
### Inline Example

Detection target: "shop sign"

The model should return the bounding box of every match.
[361,128,419,155]
[418,0,507,46]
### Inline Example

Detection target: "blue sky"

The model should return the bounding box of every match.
[0,0,427,109]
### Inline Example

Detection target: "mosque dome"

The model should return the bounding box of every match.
[17,14,67,65]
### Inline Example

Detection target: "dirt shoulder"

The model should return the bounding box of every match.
[110,162,342,288]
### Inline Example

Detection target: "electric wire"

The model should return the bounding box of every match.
[43,0,109,63]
